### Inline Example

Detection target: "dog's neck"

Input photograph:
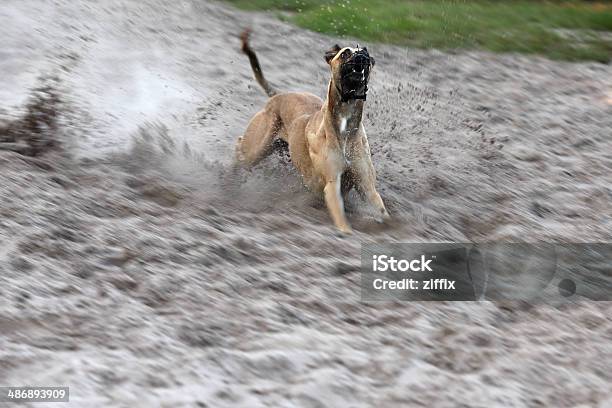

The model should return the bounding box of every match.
[325,80,364,138]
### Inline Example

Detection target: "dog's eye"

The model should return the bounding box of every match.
[341,49,351,59]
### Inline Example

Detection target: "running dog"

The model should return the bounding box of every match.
[235,30,389,234]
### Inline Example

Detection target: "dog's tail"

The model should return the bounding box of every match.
[240,29,277,98]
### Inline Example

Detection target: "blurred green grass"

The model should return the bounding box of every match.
[223,0,612,62]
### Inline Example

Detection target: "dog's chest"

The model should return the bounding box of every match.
[336,114,357,163]
[337,114,358,139]
[340,117,348,133]
[336,100,361,136]
[333,101,363,164]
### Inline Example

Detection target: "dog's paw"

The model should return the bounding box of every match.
[375,209,390,223]
[335,225,353,237]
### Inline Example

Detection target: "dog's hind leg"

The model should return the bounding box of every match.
[235,110,281,167]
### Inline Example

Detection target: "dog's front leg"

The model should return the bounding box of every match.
[324,176,352,234]
[353,156,390,223]
[364,184,390,223]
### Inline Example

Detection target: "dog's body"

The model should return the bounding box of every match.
[235,31,389,234]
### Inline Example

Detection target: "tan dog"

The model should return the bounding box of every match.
[235,30,389,234]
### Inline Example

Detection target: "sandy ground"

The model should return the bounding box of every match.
[1,0,611,407]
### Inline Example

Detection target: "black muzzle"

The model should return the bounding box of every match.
[339,50,371,102]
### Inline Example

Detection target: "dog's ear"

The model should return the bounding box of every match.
[324,44,342,64]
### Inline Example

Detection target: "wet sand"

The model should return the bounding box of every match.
[1,0,611,406]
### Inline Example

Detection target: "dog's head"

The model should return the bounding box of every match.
[325,44,375,102]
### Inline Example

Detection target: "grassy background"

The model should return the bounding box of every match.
[224,0,612,62]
